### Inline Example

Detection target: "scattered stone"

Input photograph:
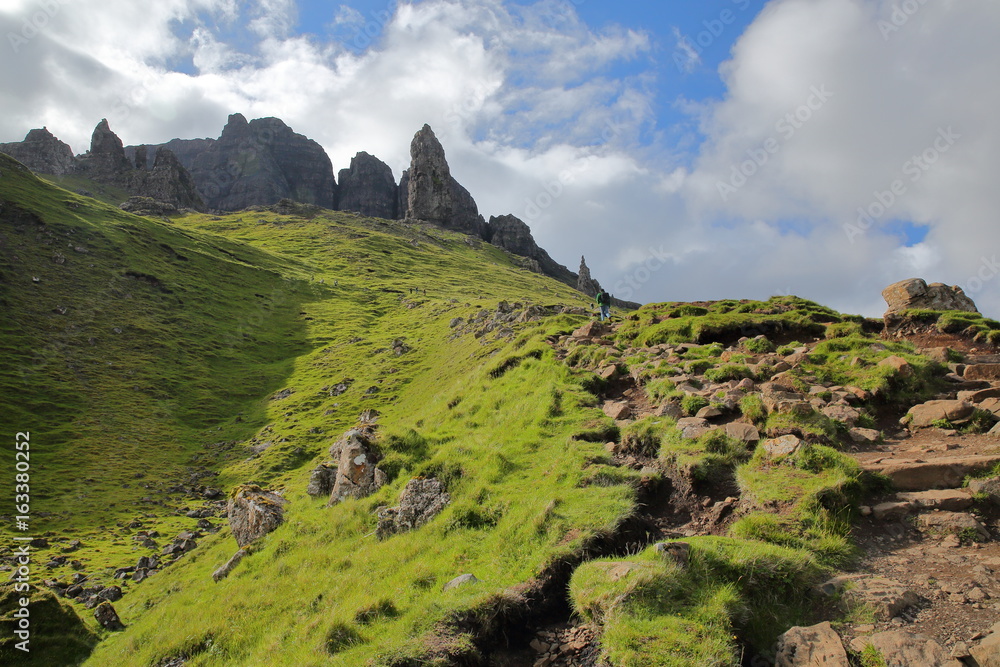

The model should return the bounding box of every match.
[653,542,690,569]
[602,401,630,420]
[375,477,451,539]
[213,549,248,582]
[966,365,1000,382]
[872,501,911,521]
[696,405,723,420]
[762,434,803,458]
[841,576,921,621]
[227,485,288,548]
[878,355,913,377]
[724,422,760,443]
[916,512,989,540]
[775,621,849,667]
[443,573,479,592]
[905,400,976,428]
[895,489,973,512]
[864,455,1000,491]
[94,602,125,631]
[882,278,978,315]
[860,630,963,666]
[306,463,337,498]
[849,427,882,444]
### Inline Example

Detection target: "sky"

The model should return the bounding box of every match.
[1,0,999,318]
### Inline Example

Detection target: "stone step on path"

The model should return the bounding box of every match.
[862,454,1000,492]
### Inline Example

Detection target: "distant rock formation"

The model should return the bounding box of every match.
[483,214,577,287]
[76,119,132,181]
[0,128,76,175]
[337,151,398,219]
[126,148,204,211]
[577,256,599,296]
[130,113,337,211]
[882,278,978,315]
[404,124,484,235]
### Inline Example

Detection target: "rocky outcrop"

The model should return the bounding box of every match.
[0,128,77,175]
[337,151,399,219]
[404,124,483,234]
[375,477,451,539]
[126,148,204,210]
[882,278,978,315]
[482,214,577,287]
[227,485,287,548]
[119,197,178,217]
[76,119,132,182]
[130,113,337,211]
[577,256,598,296]
[327,428,386,505]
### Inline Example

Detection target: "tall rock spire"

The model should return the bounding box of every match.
[405,124,483,235]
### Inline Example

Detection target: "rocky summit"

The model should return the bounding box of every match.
[0,128,76,175]
[403,123,484,235]
[2,147,1000,667]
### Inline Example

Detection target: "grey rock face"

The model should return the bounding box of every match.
[337,151,398,219]
[405,124,483,234]
[131,113,337,211]
[484,214,577,287]
[882,278,978,315]
[227,485,287,548]
[126,148,204,210]
[76,119,132,181]
[0,127,77,175]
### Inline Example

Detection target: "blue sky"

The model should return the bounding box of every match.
[1,0,998,316]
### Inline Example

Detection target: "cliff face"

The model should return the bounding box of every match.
[337,152,398,219]
[0,128,77,175]
[131,114,337,211]
[483,214,577,288]
[126,148,205,211]
[404,124,484,235]
[76,119,132,181]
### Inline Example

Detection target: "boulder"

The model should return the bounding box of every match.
[916,511,989,540]
[849,427,882,444]
[375,478,451,539]
[775,621,849,667]
[967,365,1000,381]
[725,422,760,443]
[864,455,1000,491]
[328,430,387,505]
[602,401,631,421]
[969,477,1000,505]
[94,601,125,631]
[821,404,861,425]
[573,321,611,339]
[762,435,803,458]
[882,278,978,315]
[877,355,913,377]
[905,400,975,428]
[306,463,337,498]
[443,573,479,592]
[895,489,973,512]
[212,548,247,582]
[227,485,287,548]
[851,630,961,667]
[971,629,1000,667]
[841,576,920,621]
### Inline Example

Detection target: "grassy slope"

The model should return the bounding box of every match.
[0,155,637,665]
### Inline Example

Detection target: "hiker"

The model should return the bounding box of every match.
[596,290,611,322]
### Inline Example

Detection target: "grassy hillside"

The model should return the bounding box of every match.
[0,154,639,665]
[1,153,969,666]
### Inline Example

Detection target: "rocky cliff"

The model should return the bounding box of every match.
[126,148,205,211]
[483,214,577,287]
[131,114,337,211]
[404,124,484,235]
[337,151,398,219]
[0,127,76,175]
[76,119,133,182]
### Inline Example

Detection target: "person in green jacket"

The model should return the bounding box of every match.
[596,290,611,322]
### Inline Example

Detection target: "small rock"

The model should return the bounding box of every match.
[94,602,125,631]
[443,573,479,592]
